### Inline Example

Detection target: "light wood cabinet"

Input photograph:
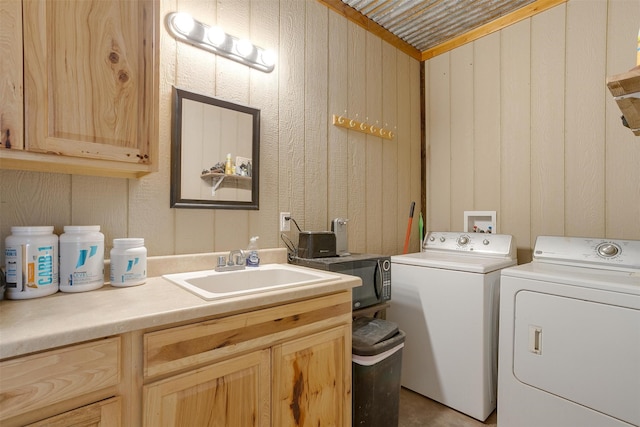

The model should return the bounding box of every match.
[144,349,271,426]
[272,326,352,426]
[0,337,122,426]
[0,0,23,151]
[0,290,353,426]
[25,397,122,427]
[0,0,159,178]
[142,291,353,426]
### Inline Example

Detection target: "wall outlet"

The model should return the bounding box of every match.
[280,212,291,232]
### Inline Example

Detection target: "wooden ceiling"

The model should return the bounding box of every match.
[317,0,567,61]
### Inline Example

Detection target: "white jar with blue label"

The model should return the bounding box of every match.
[4,226,59,299]
[59,225,104,292]
[110,238,147,287]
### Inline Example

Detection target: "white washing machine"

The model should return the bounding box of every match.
[498,236,640,427]
[386,231,517,421]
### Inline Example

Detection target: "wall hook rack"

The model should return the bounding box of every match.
[332,114,394,140]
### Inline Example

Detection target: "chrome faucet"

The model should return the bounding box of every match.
[229,249,246,266]
[215,249,246,272]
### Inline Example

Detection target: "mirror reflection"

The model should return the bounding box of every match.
[171,87,260,209]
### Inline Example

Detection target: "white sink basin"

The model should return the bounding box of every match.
[163,263,340,301]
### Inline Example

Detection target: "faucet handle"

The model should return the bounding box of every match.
[217,256,227,268]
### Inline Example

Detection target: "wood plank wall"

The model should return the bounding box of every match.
[0,0,422,258]
[425,0,640,262]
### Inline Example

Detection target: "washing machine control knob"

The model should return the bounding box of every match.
[483,239,490,245]
[597,243,620,257]
[429,236,436,242]
[457,236,469,246]
[440,237,446,242]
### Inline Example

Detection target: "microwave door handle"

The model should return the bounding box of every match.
[374,261,382,299]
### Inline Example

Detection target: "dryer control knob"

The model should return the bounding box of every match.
[439,237,446,242]
[457,236,469,246]
[597,243,620,257]
[483,239,490,245]
[429,236,435,242]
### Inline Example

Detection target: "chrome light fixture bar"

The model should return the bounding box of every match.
[166,12,276,73]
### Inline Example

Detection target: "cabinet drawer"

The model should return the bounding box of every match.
[25,397,121,427]
[144,291,352,379]
[0,337,121,421]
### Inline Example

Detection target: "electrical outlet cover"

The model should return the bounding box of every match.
[280,212,291,232]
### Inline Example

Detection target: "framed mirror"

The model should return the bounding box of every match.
[171,87,260,209]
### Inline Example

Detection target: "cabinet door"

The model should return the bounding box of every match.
[272,325,352,427]
[0,337,121,422]
[22,0,157,166]
[0,0,23,150]
[143,349,271,427]
[25,397,121,427]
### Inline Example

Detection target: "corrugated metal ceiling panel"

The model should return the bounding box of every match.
[340,0,536,52]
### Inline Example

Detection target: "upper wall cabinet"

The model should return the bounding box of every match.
[0,0,159,178]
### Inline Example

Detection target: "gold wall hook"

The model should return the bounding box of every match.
[332,114,394,140]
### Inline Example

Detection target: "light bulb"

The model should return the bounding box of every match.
[207,26,226,46]
[173,12,194,35]
[261,49,276,67]
[236,39,254,57]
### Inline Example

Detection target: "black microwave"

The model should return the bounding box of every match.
[289,253,391,310]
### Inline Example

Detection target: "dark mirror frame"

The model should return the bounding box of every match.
[170,87,260,210]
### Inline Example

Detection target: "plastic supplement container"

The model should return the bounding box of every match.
[4,226,59,299]
[59,225,105,292]
[110,238,147,287]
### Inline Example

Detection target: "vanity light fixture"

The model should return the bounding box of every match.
[166,12,276,73]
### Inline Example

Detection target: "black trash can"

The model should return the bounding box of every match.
[352,317,406,427]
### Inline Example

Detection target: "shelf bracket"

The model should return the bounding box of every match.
[210,175,224,195]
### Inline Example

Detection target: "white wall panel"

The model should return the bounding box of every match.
[381,41,398,253]
[564,0,607,237]
[450,44,475,231]
[409,58,422,250]
[365,32,383,254]
[70,176,128,255]
[473,32,501,215]
[530,5,566,244]
[425,0,640,262]
[396,53,413,252]
[346,24,368,253]
[426,53,451,232]
[327,13,349,227]
[278,0,307,242]
[249,0,279,249]
[304,0,329,232]
[500,20,531,257]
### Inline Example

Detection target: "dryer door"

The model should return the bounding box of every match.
[513,290,640,426]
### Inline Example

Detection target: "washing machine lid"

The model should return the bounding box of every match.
[392,250,516,273]
[501,262,640,296]
[391,232,517,273]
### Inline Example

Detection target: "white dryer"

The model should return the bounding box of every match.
[386,232,516,421]
[498,236,640,427]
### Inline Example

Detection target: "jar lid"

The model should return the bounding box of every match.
[113,238,145,248]
[63,225,101,232]
[10,226,55,234]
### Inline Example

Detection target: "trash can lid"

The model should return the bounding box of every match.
[352,317,399,348]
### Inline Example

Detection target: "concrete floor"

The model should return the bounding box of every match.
[399,387,498,427]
